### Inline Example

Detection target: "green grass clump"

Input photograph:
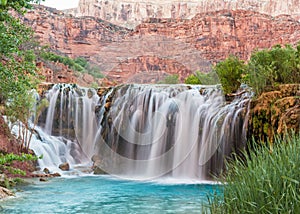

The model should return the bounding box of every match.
[208,133,300,213]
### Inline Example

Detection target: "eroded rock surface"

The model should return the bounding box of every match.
[68,0,300,29]
[24,6,300,84]
[249,84,300,142]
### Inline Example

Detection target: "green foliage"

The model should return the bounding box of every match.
[214,56,245,94]
[207,133,300,213]
[0,153,38,165]
[40,52,84,72]
[0,0,45,152]
[0,153,39,180]
[74,57,88,68]
[184,71,219,85]
[245,44,300,94]
[184,74,200,84]
[0,13,40,106]
[40,52,104,80]
[0,153,40,188]
[159,74,179,84]
[0,0,42,13]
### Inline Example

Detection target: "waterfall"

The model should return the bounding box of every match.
[94,84,251,180]
[29,84,100,172]
[31,83,251,179]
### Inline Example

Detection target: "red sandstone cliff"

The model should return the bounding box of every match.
[24,5,300,84]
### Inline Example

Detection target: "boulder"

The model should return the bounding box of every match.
[43,168,50,174]
[39,178,48,182]
[92,160,106,175]
[58,162,70,171]
[51,172,61,177]
[0,186,14,199]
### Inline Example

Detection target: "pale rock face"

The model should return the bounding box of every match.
[67,0,300,28]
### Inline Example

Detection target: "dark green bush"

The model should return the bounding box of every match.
[214,56,245,94]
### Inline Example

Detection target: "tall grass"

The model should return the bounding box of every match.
[207,133,300,213]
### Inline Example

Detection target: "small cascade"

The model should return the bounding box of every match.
[30,84,100,172]
[29,83,251,180]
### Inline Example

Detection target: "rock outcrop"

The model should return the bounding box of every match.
[25,5,300,84]
[68,0,300,29]
[249,84,300,142]
[0,186,14,200]
[36,61,76,84]
[25,5,130,59]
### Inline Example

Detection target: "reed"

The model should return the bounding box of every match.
[207,133,300,213]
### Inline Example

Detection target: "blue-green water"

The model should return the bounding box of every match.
[1,176,220,214]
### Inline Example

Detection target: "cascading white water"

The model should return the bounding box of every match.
[94,84,251,180]
[26,83,251,179]
[26,84,100,172]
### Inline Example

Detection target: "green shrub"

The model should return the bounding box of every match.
[74,57,88,68]
[0,153,39,179]
[185,71,220,85]
[245,44,300,95]
[158,74,179,84]
[207,133,300,213]
[215,56,245,94]
[185,74,201,84]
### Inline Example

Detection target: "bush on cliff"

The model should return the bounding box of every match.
[245,44,300,94]
[214,56,245,94]
[207,133,300,213]
[215,44,300,95]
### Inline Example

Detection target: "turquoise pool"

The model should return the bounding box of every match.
[1,176,220,213]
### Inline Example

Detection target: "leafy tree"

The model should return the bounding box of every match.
[215,56,245,94]
[245,44,300,94]
[0,0,44,149]
[0,0,41,13]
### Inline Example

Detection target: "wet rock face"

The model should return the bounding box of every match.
[249,84,300,142]
[91,155,106,174]
[70,0,300,29]
[25,5,300,84]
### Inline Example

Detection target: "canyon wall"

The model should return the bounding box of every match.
[68,0,300,28]
[25,5,300,84]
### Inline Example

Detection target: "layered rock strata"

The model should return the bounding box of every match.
[25,6,300,84]
[68,0,300,28]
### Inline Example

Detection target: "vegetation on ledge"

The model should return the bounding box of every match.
[185,44,300,96]
[40,51,104,80]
